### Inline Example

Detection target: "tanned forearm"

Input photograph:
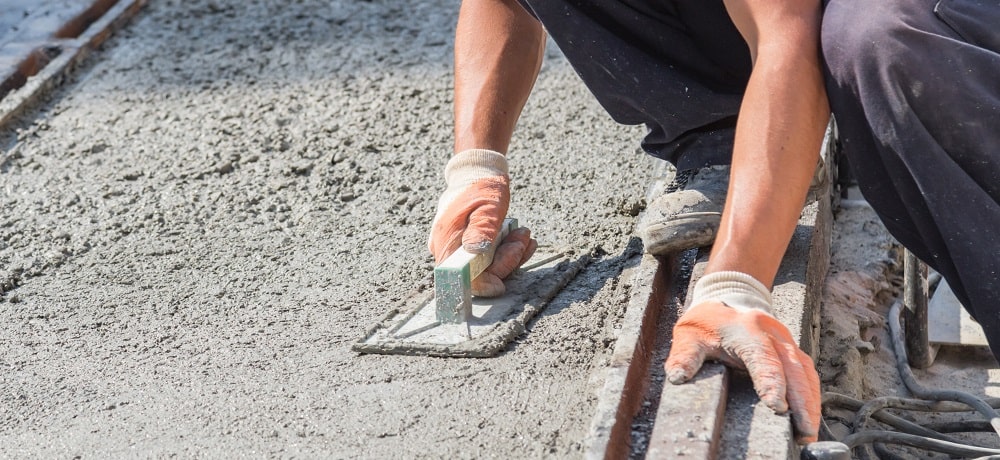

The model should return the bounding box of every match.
[454,0,545,154]
[709,0,829,288]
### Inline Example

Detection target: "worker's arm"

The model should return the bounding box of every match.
[453,0,545,153]
[665,0,829,444]
[428,0,545,296]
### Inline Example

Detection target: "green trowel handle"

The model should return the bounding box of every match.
[434,218,518,324]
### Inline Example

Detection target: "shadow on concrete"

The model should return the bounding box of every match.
[508,236,644,352]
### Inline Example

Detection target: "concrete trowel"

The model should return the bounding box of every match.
[353,219,590,358]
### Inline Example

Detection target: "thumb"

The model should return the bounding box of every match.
[665,326,711,384]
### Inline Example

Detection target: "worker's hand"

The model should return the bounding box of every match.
[429,149,537,297]
[664,272,821,444]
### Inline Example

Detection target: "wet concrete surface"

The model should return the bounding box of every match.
[0,0,653,457]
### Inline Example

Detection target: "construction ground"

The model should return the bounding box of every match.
[2,1,999,459]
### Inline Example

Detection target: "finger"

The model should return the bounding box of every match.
[488,228,533,272]
[471,271,506,297]
[461,179,509,253]
[777,344,821,444]
[429,203,469,263]
[429,194,478,263]
[502,227,533,250]
[429,226,465,265]
[472,229,536,298]
[665,325,713,384]
[471,238,526,297]
[729,328,789,415]
[521,237,538,266]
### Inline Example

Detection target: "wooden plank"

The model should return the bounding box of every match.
[644,253,727,459]
[646,356,728,459]
[584,250,676,459]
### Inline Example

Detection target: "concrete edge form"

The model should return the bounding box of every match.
[0,0,147,131]
[583,250,677,460]
[585,123,835,458]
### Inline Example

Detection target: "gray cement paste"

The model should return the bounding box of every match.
[0,0,652,457]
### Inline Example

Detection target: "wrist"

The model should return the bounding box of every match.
[445,149,509,185]
[690,271,773,315]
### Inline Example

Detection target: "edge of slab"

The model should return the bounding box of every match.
[583,250,676,460]
[0,0,147,131]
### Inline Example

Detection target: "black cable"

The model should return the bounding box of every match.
[888,300,1000,436]
[842,430,1000,457]
[826,391,1000,414]
[872,442,911,460]
[823,392,962,443]
[924,420,995,433]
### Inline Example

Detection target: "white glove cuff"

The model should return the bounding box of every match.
[444,149,509,187]
[690,271,773,316]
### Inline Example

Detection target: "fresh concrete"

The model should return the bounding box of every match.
[0,0,650,457]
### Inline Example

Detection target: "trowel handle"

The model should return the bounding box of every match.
[434,218,517,324]
[465,218,517,280]
[436,218,517,279]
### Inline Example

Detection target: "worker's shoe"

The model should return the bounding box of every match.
[639,165,729,256]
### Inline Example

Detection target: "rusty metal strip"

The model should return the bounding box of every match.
[584,250,679,460]
[0,0,147,129]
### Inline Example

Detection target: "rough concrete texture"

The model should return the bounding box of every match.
[0,0,653,457]
[818,200,1000,458]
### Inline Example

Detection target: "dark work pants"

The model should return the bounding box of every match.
[517,0,752,170]
[519,0,1000,359]
[822,0,1000,354]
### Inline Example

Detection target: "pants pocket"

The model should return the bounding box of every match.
[934,0,1000,52]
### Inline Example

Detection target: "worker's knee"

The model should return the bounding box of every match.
[821,0,927,86]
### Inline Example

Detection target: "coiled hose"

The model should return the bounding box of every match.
[803,300,1000,459]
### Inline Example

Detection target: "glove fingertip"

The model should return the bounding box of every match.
[665,367,691,385]
[665,332,709,384]
[664,352,702,384]
[761,393,789,415]
[791,413,819,444]
[462,239,493,254]
[471,273,506,297]
[521,238,538,266]
[461,223,501,254]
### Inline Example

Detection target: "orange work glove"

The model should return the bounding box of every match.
[428,149,537,297]
[664,271,821,444]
